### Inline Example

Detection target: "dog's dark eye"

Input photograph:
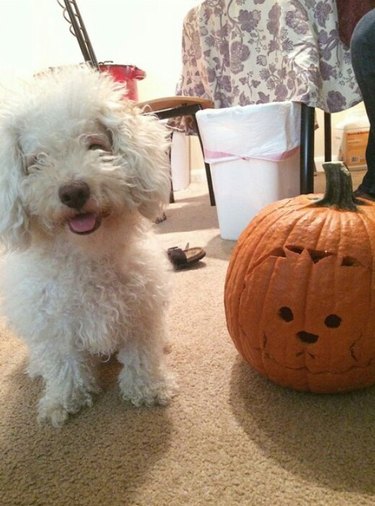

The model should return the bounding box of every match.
[86,135,111,152]
[25,155,37,165]
[84,133,111,152]
[24,155,40,174]
[88,143,106,151]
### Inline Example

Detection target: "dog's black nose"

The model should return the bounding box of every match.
[59,181,90,209]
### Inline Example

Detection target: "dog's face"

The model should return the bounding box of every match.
[0,65,171,249]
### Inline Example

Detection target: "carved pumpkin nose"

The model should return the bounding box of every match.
[297,331,319,344]
[59,181,90,209]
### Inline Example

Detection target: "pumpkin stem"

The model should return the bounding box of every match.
[314,162,357,211]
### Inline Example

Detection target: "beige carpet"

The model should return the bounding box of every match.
[1,170,375,506]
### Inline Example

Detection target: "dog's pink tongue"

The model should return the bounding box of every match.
[68,213,97,234]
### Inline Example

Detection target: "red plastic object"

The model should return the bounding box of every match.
[98,63,146,100]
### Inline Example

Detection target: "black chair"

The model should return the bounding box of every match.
[138,96,215,205]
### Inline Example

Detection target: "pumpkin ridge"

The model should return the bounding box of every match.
[247,197,315,237]
[248,215,304,271]
[286,207,327,251]
[245,207,321,270]
[257,259,283,373]
[358,211,375,290]
[276,213,324,334]
[225,208,301,300]
[236,256,275,361]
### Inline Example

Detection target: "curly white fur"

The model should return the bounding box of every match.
[0,65,176,427]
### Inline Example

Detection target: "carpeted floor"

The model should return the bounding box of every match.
[1,169,375,506]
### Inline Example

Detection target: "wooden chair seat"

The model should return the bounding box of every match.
[138,96,213,113]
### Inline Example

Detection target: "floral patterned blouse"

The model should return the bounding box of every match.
[176,0,362,120]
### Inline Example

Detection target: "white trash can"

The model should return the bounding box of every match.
[196,102,301,240]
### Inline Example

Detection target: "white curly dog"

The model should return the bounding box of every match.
[0,65,176,427]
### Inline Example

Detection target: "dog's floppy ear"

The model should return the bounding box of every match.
[100,103,171,220]
[0,124,30,250]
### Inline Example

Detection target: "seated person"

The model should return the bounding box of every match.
[341,2,375,198]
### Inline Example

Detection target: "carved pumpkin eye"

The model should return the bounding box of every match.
[279,306,294,322]
[324,314,342,328]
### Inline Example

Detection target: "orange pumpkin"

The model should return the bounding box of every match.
[225,162,375,393]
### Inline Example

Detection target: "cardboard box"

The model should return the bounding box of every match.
[334,115,369,171]
[340,129,369,170]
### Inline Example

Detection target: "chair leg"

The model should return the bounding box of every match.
[203,160,215,206]
[169,182,175,204]
[324,112,332,162]
[169,132,175,203]
[153,103,216,206]
[191,113,216,206]
[300,104,315,194]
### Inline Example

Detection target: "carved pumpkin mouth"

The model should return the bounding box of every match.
[261,333,368,374]
[264,353,374,374]
[263,348,316,371]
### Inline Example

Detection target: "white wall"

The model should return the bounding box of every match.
[0,0,200,100]
[315,104,366,163]
[0,0,364,165]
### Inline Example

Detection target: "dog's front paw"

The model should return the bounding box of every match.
[37,387,96,428]
[38,399,72,428]
[119,370,177,407]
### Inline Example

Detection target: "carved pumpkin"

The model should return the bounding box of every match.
[225,162,375,393]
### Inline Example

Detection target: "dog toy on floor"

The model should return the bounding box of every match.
[0,64,177,427]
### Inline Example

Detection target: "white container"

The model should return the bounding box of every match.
[206,152,300,240]
[196,102,301,240]
[170,131,190,191]
[334,113,369,171]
